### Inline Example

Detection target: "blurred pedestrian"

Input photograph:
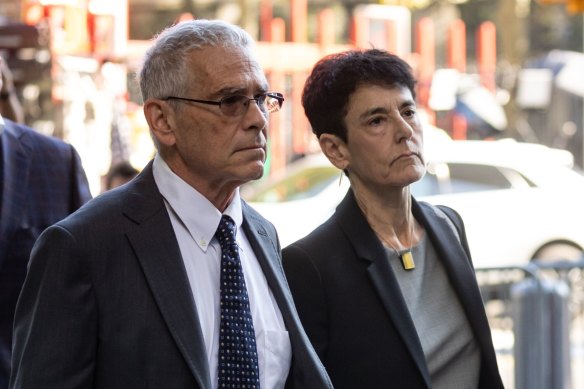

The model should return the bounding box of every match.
[103,161,139,191]
[0,55,91,389]
[9,19,332,389]
[0,57,24,124]
[282,49,504,389]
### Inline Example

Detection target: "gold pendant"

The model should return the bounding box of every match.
[401,251,415,270]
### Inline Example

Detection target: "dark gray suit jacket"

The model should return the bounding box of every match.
[9,161,332,389]
[283,189,504,389]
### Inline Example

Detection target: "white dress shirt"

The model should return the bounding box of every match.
[153,155,291,389]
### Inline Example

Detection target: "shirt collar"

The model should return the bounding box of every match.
[0,115,5,135]
[152,154,243,252]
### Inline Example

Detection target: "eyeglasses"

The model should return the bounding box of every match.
[162,92,284,117]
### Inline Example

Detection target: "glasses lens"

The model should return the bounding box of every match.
[220,95,248,116]
[265,94,282,113]
[218,94,282,116]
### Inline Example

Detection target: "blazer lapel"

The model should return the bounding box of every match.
[243,202,334,388]
[241,202,296,321]
[336,191,432,388]
[124,163,211,389]
[414,202,495,358]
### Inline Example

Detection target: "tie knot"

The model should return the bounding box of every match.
[215,215,237,249]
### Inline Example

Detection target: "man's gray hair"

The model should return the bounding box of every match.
[138,19,255,102]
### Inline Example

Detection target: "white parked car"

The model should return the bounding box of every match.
[243,138,584,269]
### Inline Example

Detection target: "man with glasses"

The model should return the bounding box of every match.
[10,19,332,389]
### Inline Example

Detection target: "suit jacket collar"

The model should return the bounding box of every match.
[241,201,290,312]
[123,161,212,389]
[241,201,307,329]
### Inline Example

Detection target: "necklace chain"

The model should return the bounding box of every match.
[353,192,417,270]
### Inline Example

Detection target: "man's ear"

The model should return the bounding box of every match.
[143,99,176,147]
[319,133,349,171]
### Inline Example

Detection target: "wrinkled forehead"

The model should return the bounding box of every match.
[189,45,268,91]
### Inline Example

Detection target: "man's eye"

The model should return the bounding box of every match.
[254,94,267,104]
[403,109,416,117]
[222,96,243,105]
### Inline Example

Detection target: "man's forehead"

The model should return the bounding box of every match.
[190,46,268,91]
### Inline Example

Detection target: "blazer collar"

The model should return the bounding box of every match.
[123,161,212,389]
[416,202,498,369]
[335,190,432,388]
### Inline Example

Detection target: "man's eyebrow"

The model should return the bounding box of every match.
[400,99,416,109]
[213,85,269,97]
[213,87,247,97]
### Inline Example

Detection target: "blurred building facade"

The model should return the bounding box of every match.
[1,0,583,193]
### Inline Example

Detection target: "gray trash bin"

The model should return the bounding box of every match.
[512,277,571,389]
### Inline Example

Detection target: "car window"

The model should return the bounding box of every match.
[247,167,338,202]
[411,171,441,196]
[447,163,514,193]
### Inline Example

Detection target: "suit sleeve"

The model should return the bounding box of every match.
[282,245,328,360]
[10,225,97,388]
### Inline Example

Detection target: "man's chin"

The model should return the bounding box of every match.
[240,162,266,183]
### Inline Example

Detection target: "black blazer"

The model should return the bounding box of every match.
[10,161,332,389]
[282,189,504,389]
[0,120,91,387]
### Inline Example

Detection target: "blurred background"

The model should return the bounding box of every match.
[0,0,583,193]
[1,1,584,387]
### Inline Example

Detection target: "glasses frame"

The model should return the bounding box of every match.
[162,92,284,116]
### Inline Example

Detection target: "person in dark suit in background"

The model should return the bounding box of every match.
[0,56,91,389]
[282,49,504,389]
[10,20,332,389]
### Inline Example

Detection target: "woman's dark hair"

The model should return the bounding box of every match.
[302,49,417,142]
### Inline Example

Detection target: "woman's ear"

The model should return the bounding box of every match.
[143,99,176,147]
[319,133,349,171]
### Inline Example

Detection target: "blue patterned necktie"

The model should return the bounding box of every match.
[215,215,260,388]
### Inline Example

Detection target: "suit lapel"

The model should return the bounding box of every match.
[0,123,32,267]
[414,202,495,359]
[124,163,211,389]
[336,191,432,388]
[241,202,296,322]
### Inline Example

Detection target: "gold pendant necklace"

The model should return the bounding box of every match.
[374,217,416,271]
[400,250,415,270]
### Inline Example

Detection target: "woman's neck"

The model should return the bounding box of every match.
[351,181,416,250]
